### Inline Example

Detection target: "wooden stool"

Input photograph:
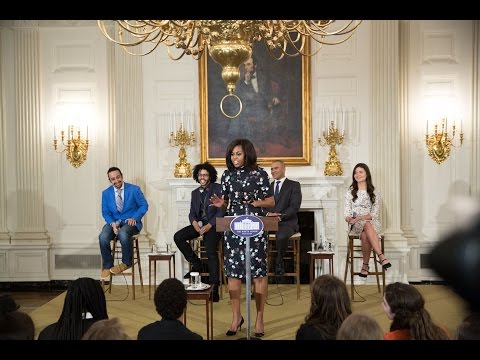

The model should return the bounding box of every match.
[267,232,301,300]
[310,252,334,284]
[343,234,385,300]
[189,236,224,298]
[104,234,144,300]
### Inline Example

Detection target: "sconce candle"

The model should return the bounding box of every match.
[425,118,464,164]
[52,124,89,168]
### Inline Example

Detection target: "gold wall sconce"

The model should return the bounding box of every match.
[53,125,89,168]
[425,118,463,164]
[168,112,195,177]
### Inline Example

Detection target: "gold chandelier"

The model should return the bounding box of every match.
[98,20,361,117]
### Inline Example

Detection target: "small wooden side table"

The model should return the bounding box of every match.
[148,252,176,300]
[184,285,213,340]
[309,252,334,284]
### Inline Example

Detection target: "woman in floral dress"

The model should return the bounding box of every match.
[344,163,391,277]
[210,139,274,338]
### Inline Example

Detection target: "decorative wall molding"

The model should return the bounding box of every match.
[422,32,457,64]
[53,43,95,72]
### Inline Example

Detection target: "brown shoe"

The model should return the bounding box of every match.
[110,263,130,275]
[101,269,110,280]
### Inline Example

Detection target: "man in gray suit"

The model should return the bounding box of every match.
[266,160,302,275]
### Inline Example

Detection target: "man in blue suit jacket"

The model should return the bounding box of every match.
[174,162,224,302]
[266,160,302,275]
[99,167,148,280]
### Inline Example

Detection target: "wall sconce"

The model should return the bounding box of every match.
[53,125,89,168]
[425,118,463,164]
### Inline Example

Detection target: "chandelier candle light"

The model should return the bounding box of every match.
[425,118,464,164]
[318,111,345,176]
[97,20,361,118]
[169,111,195,178]
[53,125,89,168]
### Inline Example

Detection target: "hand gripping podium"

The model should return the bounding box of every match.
[217,216,278,340]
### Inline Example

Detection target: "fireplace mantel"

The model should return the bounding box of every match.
[166,176,348,247]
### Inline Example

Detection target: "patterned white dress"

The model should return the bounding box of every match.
[344,188,382,237]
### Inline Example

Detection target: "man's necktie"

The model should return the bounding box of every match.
[116,189,123,212]
[274,180,281,200]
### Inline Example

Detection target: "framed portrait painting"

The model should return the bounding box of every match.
[199,41,311,166]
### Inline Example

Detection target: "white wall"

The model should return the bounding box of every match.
[0,20,477,283]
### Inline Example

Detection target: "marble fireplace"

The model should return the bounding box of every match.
[167,177,348,278]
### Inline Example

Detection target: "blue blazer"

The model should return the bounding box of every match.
[189,182,224,227]
[101,182,149,231]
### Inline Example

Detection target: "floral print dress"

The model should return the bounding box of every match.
[221,166,271,278]
[344,189,382,237]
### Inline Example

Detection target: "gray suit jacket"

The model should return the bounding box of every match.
[267,178,302,232]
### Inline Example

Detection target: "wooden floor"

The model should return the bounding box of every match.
[10,290,64,315]
[23,283,470,340]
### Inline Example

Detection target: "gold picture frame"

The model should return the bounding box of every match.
[199,42,311,166]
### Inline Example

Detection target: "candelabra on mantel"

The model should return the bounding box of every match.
[425,118,464,164]
[318,120,345,176]
[53,125,89,168]
[169,123,195,178]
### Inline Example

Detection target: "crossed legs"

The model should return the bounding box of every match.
[360,222,390,274]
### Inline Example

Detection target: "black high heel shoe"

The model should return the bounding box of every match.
[226,317,244,336]
[254,321,264,338]
[378,253,392,270]
[358,263,369,278]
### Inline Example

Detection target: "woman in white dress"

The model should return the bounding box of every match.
[344,163,391,277]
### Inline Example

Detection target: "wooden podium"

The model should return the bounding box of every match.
[216,216,279,233]
[216,215,278,340]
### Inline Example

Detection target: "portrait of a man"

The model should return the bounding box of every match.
[200,41,311,166]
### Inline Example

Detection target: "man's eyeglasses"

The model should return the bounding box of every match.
[198,174,209,178]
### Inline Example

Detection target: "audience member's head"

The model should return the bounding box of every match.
[303,275,352,339]
[154,278,187,320]
[337,313,384,340]
[53,277,109,340]
[383,282,450,340]
[81,317,130,340]
[0,293,35,340]
[456,312,480,340]
[429,215,480,312]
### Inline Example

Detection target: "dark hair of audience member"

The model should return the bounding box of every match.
[81,317,130,340]
[53,277,108,340]
[303,275,352,339]
[0,293,35,340]
[154,278,187,320]
[385,282,449,340]
[456,312,480,340]
[337,313,384,340]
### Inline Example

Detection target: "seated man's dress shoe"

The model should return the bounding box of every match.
[275,261,285,275]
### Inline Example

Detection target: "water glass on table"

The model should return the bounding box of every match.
[190,271,200,289]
